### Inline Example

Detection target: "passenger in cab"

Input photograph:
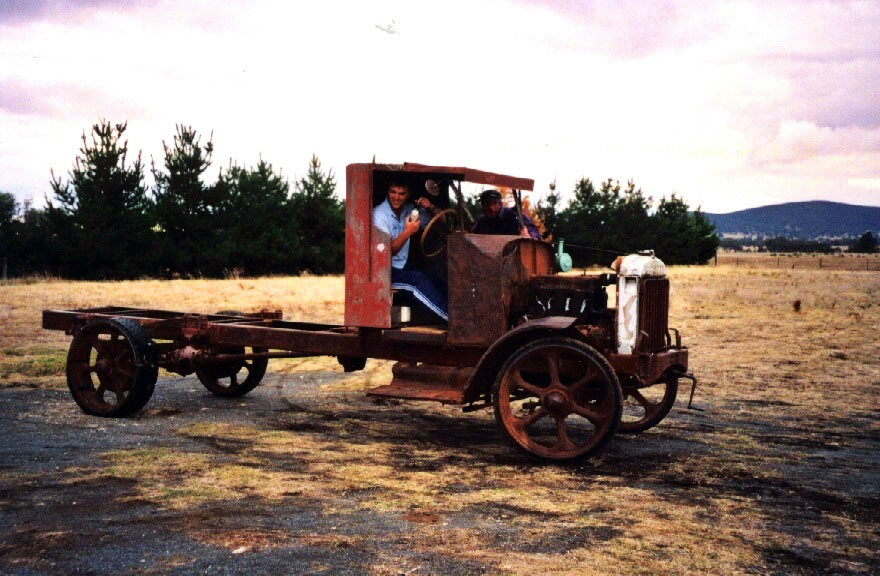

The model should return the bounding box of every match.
[471,189,541,239]
[372,183,448,322]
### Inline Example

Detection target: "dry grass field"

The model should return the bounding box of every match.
[715,251,880,271]
[1,266,878,575]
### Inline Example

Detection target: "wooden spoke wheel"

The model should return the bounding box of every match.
[195,346,268,397]
[492,337,622,461]
[66,318,158,417]
[618,375,678,434]
[420,208,458,259]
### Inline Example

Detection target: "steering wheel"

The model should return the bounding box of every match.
[420,208,458,259]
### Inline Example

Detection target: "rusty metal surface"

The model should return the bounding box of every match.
[447,235,554,346]
[462,316,579,403]
[64,318,158,417]
[639,278,670,352]
[367,362,473,404]
[66,322,140,415]
[345,164,391,328]
[44,306,487,370]
[447,234,511,346]
[396,162,535,191]
[381,326,446,346]
[206,322,359,355]
[528,274,614,324]
[607,348,688,384]
[42,309,282,340]
[514,240,554,274]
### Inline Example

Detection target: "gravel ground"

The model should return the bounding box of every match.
[1,370,515,575]
[1,366,878,575]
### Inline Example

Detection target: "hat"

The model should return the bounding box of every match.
[480,189,502,204]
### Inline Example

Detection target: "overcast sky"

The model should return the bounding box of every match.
[1,0,878,213]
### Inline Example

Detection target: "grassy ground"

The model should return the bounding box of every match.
[1,267,878,574]
[714,251,880,271]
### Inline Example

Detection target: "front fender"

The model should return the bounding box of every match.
[463,316,580,403]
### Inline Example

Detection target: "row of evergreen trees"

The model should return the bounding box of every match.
[534,179,719,266]
[0,120,719,280]
[1,121,343,279]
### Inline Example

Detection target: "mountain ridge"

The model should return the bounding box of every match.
[703,200,880,239]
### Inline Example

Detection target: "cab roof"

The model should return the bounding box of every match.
[347,162,534,192]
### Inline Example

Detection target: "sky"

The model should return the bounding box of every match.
[1,0,878,214]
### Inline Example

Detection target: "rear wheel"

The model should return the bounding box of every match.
[492,337,622,461]
[195,346,268,397]
[66,318,158,417]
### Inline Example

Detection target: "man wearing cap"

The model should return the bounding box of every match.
[471,189,541,239]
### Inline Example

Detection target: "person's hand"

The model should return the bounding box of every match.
[404,214,421,237]
[519,226,531,238]
[416,197,434,211]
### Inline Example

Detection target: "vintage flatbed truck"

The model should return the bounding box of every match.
[43,162,694,461]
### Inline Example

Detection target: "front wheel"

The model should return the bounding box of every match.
[492,337,622,461]
[618,375,678,434]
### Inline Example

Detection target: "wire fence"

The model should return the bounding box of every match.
[714,253,880,271]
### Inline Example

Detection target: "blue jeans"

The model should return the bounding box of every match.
[391,266,448,321]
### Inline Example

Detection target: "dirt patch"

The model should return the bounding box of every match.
[402,510,443,524]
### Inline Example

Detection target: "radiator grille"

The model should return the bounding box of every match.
[638,278,669,352]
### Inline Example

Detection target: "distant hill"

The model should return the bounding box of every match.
[704,201,880,239]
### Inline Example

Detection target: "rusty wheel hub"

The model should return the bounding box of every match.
[93,358,112,377]
[543,389,570,415]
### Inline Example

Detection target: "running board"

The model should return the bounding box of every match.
[367,362,473,405]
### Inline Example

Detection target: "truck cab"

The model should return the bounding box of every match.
[344,162,558,345]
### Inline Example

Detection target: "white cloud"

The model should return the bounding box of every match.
[751,121,880,167]
[0,0,878,213]
[848,177,880,190]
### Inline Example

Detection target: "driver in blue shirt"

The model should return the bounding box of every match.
[372,183,448,322]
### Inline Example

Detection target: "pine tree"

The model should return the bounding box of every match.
[0,192,16,278]
[215,158,295,275]
[291,155,344,274]
[48,120,155,278]
[152,125,218,275]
